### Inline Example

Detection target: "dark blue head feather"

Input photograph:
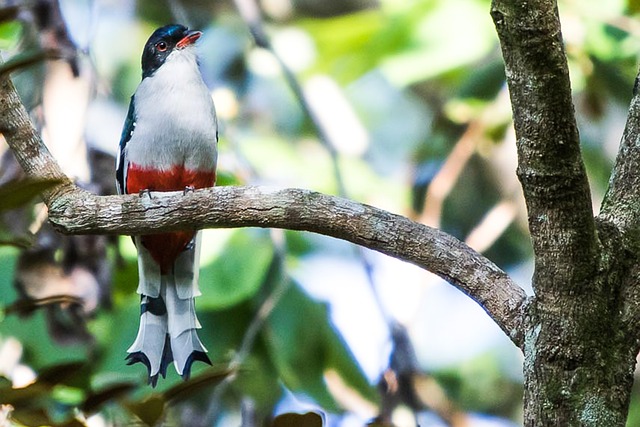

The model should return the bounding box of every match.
[141,24,190,78]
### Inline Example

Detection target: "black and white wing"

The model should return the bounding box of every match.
[116,96,136,195]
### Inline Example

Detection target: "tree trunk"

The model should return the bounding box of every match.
[492,0,640,424]
[522,299,637,425]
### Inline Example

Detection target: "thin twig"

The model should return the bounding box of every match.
[0,48,70,78]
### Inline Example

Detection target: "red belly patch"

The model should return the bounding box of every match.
[140,231,195,274]
[126,163,216,274]
[126,164,216,194]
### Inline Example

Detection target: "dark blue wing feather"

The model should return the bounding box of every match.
[116,96,136,194]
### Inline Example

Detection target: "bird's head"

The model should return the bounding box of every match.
[141,24,202,78]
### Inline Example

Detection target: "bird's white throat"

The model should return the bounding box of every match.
[125,46,218,171]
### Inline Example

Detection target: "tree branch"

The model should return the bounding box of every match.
[599,78,640,333]
[0,61,527,346]
[46,185,526,343]
[491,0,599,295]
[600,87,640,250]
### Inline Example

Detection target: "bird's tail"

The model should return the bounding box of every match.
[127,233,210,386]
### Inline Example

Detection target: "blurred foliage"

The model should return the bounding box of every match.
[0,177,64,247]
[0,178,64,213]
[1,0,640,426]
[0,21,21,50]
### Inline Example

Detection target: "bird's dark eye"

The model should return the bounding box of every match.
[155,41,168,52]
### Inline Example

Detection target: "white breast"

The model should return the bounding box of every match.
[125,47,218,171]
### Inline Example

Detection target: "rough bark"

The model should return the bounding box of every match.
[492,0,639,425]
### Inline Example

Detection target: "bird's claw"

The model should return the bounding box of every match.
[138,189,152,199]
[183,186,195,195]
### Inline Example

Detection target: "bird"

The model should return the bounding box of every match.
[115,24,218,386]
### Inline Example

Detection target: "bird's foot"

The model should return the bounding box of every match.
[183,185,195,195]
[138,188,152,199]
[184,236,196,251]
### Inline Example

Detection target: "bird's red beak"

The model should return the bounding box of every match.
[176,30,202,49]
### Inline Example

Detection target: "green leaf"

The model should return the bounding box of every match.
[231,350,284,415]
[215,170,242,186]
[325,318,379,405]
[198,230,274,309]
[10,408,53,427]
[629,0,640,13]
[0,177,65,213]
[0,247,19,304]
[37,361,87,386]
[262,282,376,411]
[283,230,315,257]
[124,395,166,427]
[81,382,137,414]
[198,300,284,413]
[52,385,85,406]
[456,59,506,101]
[0,311,88,369]
[299,10,385,82]
[380,0,496,86]
[433,351,522,414]
[0,382,50,407]
[0,21,22,50]
[88,297,148,386]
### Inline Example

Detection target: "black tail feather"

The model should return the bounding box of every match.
[126,334,174,388]
[126,351,160,387]
[159,333,173,378]
[181,351,212,380]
